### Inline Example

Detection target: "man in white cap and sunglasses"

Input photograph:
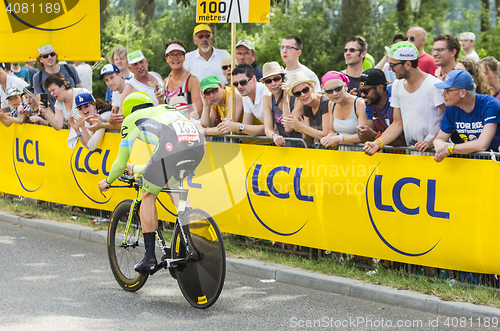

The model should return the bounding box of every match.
[363,41,445,156]
[184,24,230,84]
[33,44,82,111]
[120,50,164,111]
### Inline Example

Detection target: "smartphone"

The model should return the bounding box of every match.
[40,93,48,108]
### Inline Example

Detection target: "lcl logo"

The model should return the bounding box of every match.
[13,138,45,192]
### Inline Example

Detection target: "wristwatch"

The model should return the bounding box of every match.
[239,123,245,132]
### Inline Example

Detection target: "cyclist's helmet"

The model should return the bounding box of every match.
[122,92,154,118]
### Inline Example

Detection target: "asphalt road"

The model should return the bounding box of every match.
[0,221,491,331]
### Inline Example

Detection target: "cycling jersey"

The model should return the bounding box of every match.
[107,104,204,193]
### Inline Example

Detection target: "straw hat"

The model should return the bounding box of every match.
[260,62,286,81]
[287,72,316,96]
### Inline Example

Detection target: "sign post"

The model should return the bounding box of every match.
[196,0,271,122]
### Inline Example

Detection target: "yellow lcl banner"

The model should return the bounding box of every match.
[0,0,100,62]
[196,0,270,23]
[1,123,500,275]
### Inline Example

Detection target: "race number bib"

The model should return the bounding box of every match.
[172,120,200,142]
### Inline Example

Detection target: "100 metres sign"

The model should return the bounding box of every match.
[196,0,270,23]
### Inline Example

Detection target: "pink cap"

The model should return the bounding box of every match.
[321,71,350,89]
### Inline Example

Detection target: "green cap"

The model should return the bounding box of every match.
[127,50,145,64]
[200,75,221,92]
[385,41,419,61]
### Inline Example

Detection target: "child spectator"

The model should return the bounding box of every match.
[0,87,29,126]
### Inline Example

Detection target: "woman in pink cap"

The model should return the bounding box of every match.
[163,40,202,119]
[319,71,367,148]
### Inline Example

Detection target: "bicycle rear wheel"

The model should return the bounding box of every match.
[107,199,148,291]
[171,209,225,309]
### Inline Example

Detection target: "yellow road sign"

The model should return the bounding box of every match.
[196,0,270,23]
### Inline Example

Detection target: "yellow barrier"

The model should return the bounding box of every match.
[2,124,499,274]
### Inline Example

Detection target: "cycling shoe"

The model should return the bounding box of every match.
[134,257,158,275]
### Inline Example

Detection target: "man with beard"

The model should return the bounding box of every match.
[356,68,406,146]
[363,42,445,155]
[184,24,230,84]
[120,50,164,109]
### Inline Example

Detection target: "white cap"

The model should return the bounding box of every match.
[165,43,186,55]
[127,50,145,64]
[460,32,476,41]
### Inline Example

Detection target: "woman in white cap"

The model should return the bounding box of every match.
[319,71,367,148]
[261,62,301,146]
[67,92,110,150]
[282,72,330,147]
[163,40,202,119]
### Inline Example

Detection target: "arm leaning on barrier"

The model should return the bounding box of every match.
[363,107,403,155]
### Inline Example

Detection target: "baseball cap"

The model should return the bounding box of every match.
[385,41,419,61]
[193,24,212,36]
[434,69,475,91]
[38,44,54,55]
[6,87,22,99]
[359,68,387,87]
[165,43,186,55]
[75,93,96,108]
[127,50,145,64]
[236,39,255,51]
[200,75,221,92]
[460,32,476,41]
[99,64,120,80]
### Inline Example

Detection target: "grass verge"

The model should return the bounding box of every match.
[1,197,499,308]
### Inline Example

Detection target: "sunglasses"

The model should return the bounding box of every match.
[41,52,56,59]
[264,76,282,85]
[222,65,231,70]
[77,103,91,110]
[203,88,219,96]
[343,48,360,53]
[232,78,251,88]
[292,85,310,97]
[388,61,407,68]
[197,33,212,39]
[324,84,344,94]
[359,85,378,95]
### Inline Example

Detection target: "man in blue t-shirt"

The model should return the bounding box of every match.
[356,68,406,146]
[433,69,500,162]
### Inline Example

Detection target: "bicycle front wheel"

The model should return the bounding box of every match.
[107,199,148,292]
[171,209,226,309]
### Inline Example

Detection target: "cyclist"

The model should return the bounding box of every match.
[98,92,205,274]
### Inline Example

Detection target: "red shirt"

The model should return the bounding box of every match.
[418,52,438,75]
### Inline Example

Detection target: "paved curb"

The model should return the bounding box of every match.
[2,210,500,319]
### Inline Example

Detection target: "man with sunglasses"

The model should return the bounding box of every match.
[217,64,266,136]
[433,69,500,162]
[433,35,461,81]
[406,26,437,75]
[184,24,230,84]
[280,35,321,92]
[356,68,406,146]
[33,44,82,112]
[363,41,445,156]
[342,35,370,96]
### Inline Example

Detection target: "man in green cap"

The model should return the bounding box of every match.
[363,41,445,155]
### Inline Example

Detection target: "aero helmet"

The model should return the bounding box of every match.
[122,92,154,118]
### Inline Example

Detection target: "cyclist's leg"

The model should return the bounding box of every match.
[134,181,162,274]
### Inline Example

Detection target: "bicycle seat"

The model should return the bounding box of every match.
[175,160,197,180]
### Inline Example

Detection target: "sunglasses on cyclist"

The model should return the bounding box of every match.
[323,84,344,94]
[77,103,91,110]
[233,78,251,88]
[221,65,231,70]
[197,33,211,39]
[41,52,56,59]
[203,88,219,96]
[359,85,378,95]
[264,76,282,85]
[343,48,360,53]
[292,85,310,97]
